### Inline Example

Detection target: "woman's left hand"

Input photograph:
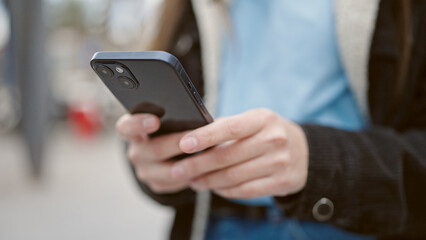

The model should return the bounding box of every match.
[171,108,309,199]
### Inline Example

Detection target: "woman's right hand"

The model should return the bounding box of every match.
[116,113,190,194]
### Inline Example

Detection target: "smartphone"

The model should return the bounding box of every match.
[90,51,213,136]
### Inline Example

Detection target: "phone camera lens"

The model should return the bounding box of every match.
[95,65,114,78]
[118,76,137,89]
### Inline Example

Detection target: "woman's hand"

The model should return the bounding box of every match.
[116,113,191,194]
[172,108,309,199]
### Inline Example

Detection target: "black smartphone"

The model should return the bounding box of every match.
[90,51,213,136]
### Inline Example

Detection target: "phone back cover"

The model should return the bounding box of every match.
[91,51,213,136]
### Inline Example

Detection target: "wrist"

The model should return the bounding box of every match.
[288,121,309,193]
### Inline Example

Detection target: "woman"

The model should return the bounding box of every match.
[117,0,426,239]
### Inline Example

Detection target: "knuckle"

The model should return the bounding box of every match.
[251,108,269,116]
[275,174,290,189]
[272,153,290,169]
[225,118,242,137]
[259,108,276,122]
[115,115,128,134]
[199,177,210,188]
[136,168,149,181]
[184,159,199,177]
[258,108,272,114]
[127,144,139,164]
[144,141,166,162]
[117,116,138,138]
[266,133,287,148]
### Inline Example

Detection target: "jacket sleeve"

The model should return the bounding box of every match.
[275,125,426,237]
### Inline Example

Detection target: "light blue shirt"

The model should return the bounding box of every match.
[216,0,366,206]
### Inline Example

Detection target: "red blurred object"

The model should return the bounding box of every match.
[67,102,102,138]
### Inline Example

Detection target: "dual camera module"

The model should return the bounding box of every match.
[95,64,139,90]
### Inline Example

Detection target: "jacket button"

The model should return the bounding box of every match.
[312,197,334,222]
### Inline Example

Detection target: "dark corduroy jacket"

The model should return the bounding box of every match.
[131,0,426,239]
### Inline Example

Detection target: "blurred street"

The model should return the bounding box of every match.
[0,1,175,239]
[0,124,173,240]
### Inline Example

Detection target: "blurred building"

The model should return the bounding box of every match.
[0,1,174,239]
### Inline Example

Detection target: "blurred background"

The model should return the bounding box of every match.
[0,0,173,239]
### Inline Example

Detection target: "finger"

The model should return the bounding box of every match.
[179,109,270,153]
[189,155,273,190]
[116,113,160,141]
[213,177,276,199]
[128,131,188,163]
[133,162,190,194]
[147,181,189,194]
[171,133,265,180]
[134,161,186,184]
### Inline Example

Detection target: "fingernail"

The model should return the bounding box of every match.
[143,117,156,129]
[172,165,185,179]
[181,136,197,151]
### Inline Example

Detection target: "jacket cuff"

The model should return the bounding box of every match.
[275,124,341,222]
